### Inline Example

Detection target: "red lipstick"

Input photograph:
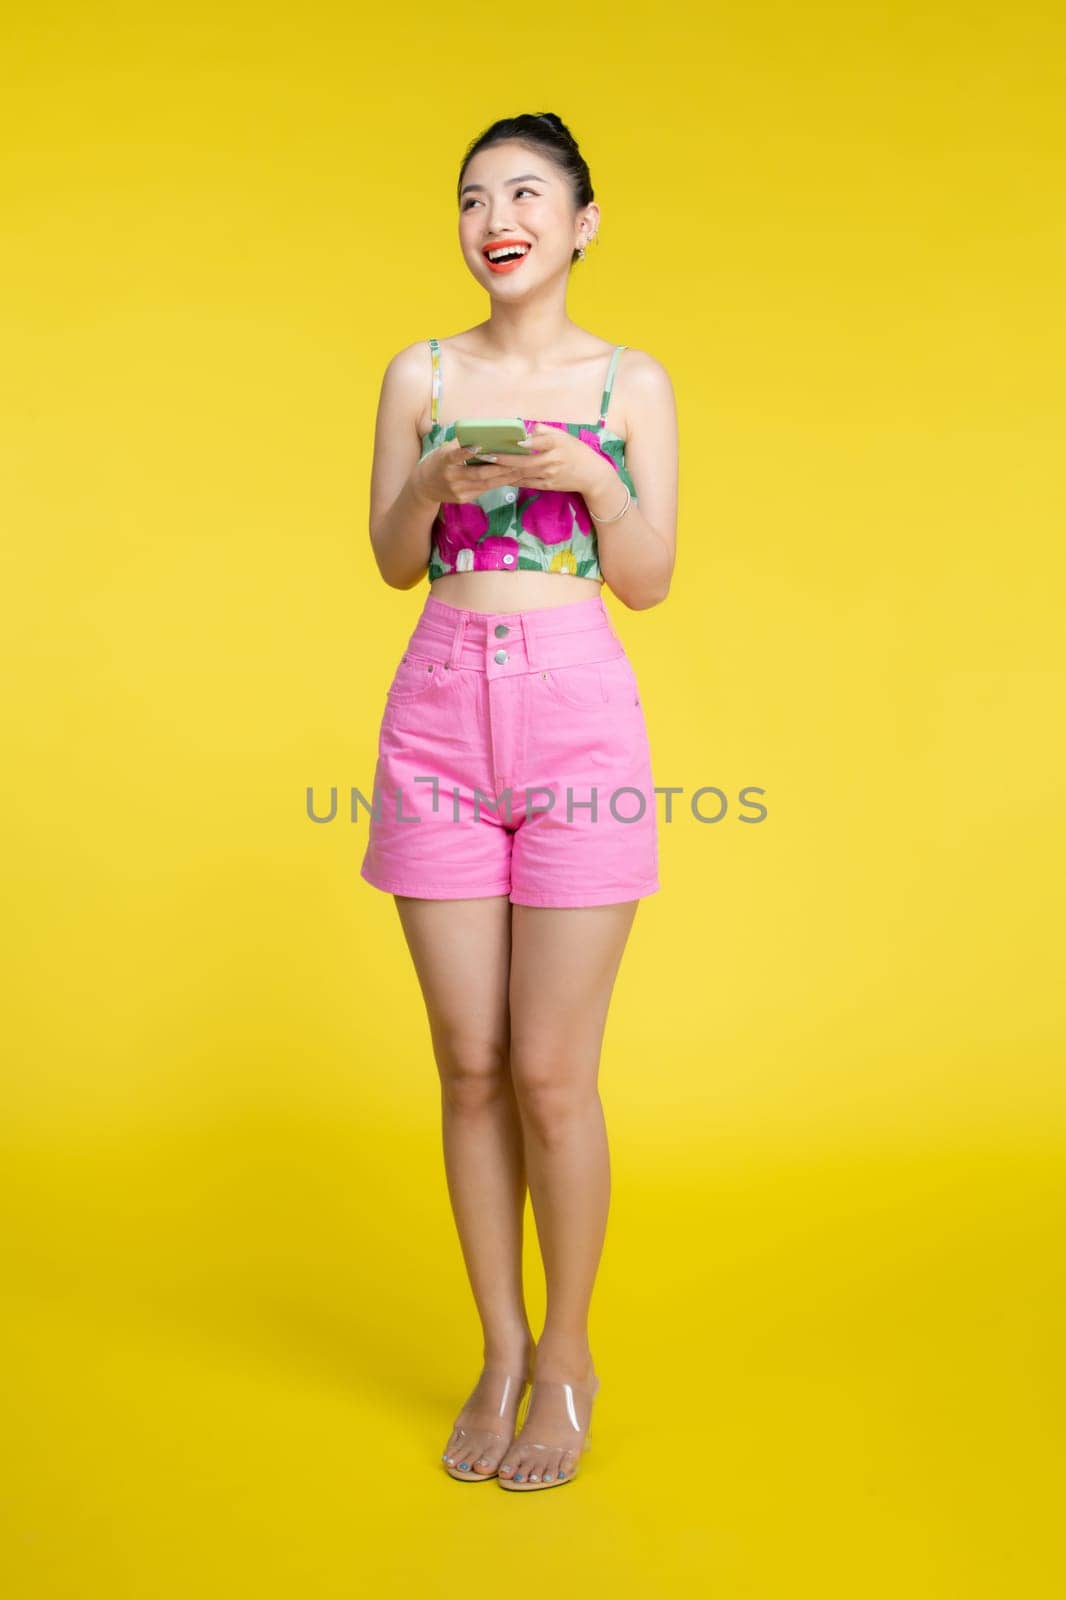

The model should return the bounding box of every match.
[482,240,532,274]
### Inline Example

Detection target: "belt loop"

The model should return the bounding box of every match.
[521,609,538,670]
[447,609,468,669]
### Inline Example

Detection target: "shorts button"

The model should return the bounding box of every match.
[502,553,515,564]
[494,624,509,637]
[504,491,516,503]
[494,649,508,665]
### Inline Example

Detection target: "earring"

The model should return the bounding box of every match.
[577,231,597,261]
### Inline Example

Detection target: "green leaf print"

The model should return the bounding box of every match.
[486,503,517,539]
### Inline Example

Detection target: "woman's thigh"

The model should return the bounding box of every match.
[393,893,513,1095]
[507,901,640,1106]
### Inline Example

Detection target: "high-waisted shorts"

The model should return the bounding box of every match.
[359,592,660,908]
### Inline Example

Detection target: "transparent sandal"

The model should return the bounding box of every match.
[441,1368,532,1482]
[497,1369,600,1491]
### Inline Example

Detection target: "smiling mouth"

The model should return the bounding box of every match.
[483,243,532,273]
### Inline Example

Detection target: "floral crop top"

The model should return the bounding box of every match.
[419,338,638,582]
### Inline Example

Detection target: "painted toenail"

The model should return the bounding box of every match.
[515,1474,524,1481]
[459,1463,469,1470]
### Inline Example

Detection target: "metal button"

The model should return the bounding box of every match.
[494,624,509,637]
[494,649,508,665]
[502,553,515,565]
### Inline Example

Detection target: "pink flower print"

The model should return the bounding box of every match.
[473,535,521,570]
[517,488,576,545]
[516,420,616,541]
[578,425,611,461]
[436,501,488,569]
[522,417,568,438]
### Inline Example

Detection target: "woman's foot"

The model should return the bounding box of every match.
[441,1347,535,1480]
[497,1345,598,1489]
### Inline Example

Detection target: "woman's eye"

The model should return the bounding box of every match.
[462,187,538,211]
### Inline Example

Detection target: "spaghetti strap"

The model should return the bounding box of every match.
[428,337,442,425]
[597,345,627,428]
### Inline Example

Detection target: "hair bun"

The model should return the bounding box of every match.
[534,111,572,141]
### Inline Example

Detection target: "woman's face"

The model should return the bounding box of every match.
[458,140,591,291]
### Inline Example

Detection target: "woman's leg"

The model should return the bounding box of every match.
[496,898,640,1484]
[392,892,534,1475]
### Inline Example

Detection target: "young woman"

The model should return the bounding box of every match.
[361,111,678,1490]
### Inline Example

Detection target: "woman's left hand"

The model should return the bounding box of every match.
[516,424,615,499]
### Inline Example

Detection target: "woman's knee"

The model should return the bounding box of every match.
[510,1051,598,1139]
[434,1031,511,1111]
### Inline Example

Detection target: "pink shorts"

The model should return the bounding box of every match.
[360,592,660,908]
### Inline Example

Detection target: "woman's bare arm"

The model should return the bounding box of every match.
[368,344,439,590]
[589,351,679,610]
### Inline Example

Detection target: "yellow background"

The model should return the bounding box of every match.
[3,2,1064,1594]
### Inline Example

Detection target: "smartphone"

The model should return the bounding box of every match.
[454,417,533,464]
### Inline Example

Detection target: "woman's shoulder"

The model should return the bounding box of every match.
[380,337,441,394]
[615,344,671,380]
[382,335,459,404]
[608,347,674,444]
[374,342,440,443]
[616,346,676,415]
[384,337,437,375]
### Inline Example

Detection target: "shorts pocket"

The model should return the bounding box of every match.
[386,651,446,702]
[537,660,607,710]
[597,652,642,707]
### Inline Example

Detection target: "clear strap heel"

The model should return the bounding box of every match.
[498,1370,600,1491]
[441,1368,531,1482]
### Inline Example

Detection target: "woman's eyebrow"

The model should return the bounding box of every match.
[460,173,549,196]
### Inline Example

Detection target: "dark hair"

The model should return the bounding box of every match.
[457,112,594,267]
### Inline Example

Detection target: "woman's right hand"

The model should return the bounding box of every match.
[413,438,532,506]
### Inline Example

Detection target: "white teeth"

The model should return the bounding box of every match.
[486,245,530,261]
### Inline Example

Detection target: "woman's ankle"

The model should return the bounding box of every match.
[531,1332,594,1377]
[482,1328,536,1369]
